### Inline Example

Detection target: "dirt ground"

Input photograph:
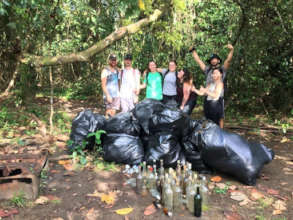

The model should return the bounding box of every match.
[0,99,292,220]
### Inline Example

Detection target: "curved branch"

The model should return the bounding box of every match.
[231,0,247,46]
[21,9,162,67]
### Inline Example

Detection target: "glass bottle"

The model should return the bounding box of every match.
[164,178,173,214]
[194,186,202,217]
[186,177,196,213]
[136,165,143,194]
[173,177,182,212]
[159,159,164,177]
[141,178,148,196]
[200,175,208,207]
[148,166,156,190]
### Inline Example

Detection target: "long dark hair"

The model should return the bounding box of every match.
[182,68,193,83]
[146,60,156,73]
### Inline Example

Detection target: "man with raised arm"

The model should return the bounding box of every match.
[189,44,234,128]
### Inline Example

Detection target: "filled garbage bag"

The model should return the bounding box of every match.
[196,121,274,185]
[144,132,185,167]
[68,110,106,150]
[133,99,189,137]
[132,99,164,134]
[181,136,211,173]
[103,112,141,136]
[102,133,144,165]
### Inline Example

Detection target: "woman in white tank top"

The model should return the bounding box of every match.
[192,68,224,126]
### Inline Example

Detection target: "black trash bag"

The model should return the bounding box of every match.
[102,133,144,165]
[68,110,106,150]
[197,121,274,185]
[103,112,141,136]
[132,99,165,134]
[145,132,185,167]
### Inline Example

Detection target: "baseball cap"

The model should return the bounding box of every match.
[109,54,117,60]
[124,54,132,60]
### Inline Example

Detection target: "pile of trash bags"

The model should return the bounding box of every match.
[69,99,274,185]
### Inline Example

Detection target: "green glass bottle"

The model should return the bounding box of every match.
[194,186,202,217]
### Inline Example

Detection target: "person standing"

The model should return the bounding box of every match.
[189,44,234,128]
[119,54,141,112]
[178,68,198,115]
[140,61,163,101]
[192,68,224,125]
[101,54,120,118]
[157,60,184,106]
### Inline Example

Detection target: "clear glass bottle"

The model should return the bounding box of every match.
[136,165,143,194]
[159,159,164,177]
[173,177,182,212]
[148,166,156,190]
[186,176,196,214]
[141,178,148,196]
[200,175,208,207]
[164,178,173,214]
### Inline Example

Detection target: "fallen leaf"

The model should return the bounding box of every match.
[0,209,19,217]
[224,211,242,220]
[272,209,282,215]
[115,207,133,215]
[216,183,227,189]
[101,192,117,205]
[272,200,287,211]
[58,160,71,165]
[250,189,264,201]
[229,185,237,191]
[239,199,250,206]
[230,191,248,201]
[280,182,288,186]
[266,188,279,195]
[280,136,289,143]
[208,183,215,190]
[35,196,49,205]
[211,176,222,182]
[85,208,100,220]
[144,204,157,216]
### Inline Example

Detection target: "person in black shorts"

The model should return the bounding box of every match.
[189,44,234,128]
[192,68,224,126]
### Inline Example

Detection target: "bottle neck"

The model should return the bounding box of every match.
[196,186,200,194]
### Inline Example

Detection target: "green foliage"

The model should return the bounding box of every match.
[10,192,27,208]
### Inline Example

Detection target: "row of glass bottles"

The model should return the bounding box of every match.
[135,159,208,216]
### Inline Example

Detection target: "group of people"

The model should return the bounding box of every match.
[101,44,234,128]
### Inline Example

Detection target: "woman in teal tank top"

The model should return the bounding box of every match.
[140,61,163,100]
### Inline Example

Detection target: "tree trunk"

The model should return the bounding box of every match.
[21,10,162,67]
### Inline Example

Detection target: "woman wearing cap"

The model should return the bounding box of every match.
[189,44,234,128]
[140,61,163,101]
[192,68,224,125]
[178,68,198,115]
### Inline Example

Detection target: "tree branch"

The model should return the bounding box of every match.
[21,9,162,67]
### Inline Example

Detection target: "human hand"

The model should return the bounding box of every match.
[188,46,196,53]
[178,70,184,79]
[180,105,184,110]
[226,44,234,50]
[106,95,113,103]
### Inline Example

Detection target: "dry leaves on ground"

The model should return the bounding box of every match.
[272,200,287,215]
[87,191,117,205]
[0,209,19,218]
[58,160,74,171]
[250,189,264,201]
[115,207,133,215]
[35,196,49,205]
[144,203,157,216]
[211,176,222,182]
[230,191,248,201]
[224,211,243,220]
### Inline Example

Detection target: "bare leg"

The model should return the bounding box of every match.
[219,118,224,129]
[105,109,116,118]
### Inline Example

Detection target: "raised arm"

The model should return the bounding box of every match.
[140,70,147,89]
[189,46,206,71]
[223,44,234,70]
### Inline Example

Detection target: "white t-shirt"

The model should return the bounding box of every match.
[119,68,140,99]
